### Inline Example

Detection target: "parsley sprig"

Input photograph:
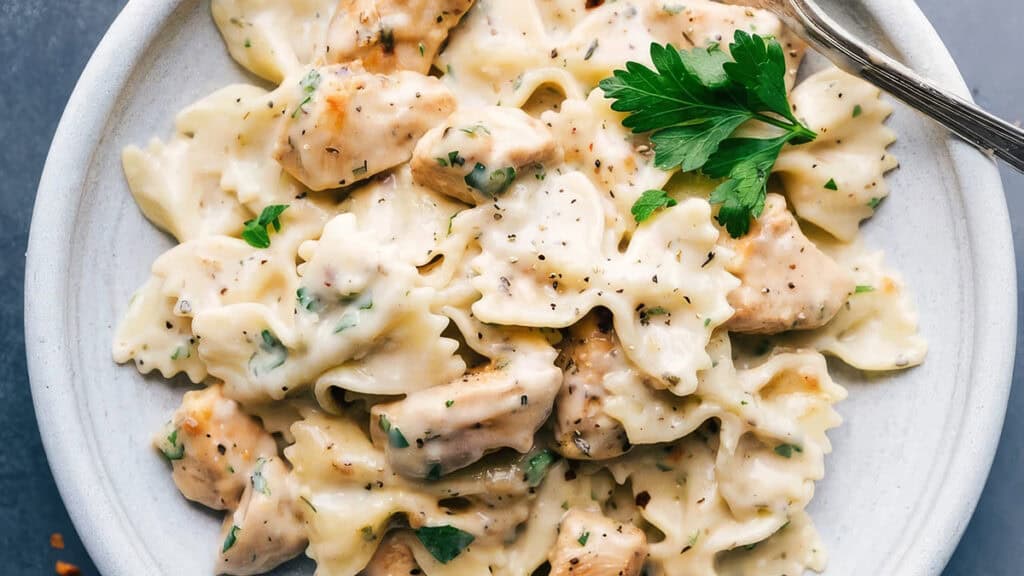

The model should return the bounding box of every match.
[600,31,816,237]
[242,204,288,248]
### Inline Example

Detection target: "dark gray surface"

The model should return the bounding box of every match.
[0,0,1020,574]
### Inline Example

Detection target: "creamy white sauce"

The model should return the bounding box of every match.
[114,0,926,574]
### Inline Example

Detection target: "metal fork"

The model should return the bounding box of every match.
[728,0,1024,172]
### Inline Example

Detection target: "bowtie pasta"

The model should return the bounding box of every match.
[113,0,926,574]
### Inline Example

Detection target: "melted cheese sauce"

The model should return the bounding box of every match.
[113,1,926,574]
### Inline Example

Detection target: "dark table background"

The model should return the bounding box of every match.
[1,1,1021,573]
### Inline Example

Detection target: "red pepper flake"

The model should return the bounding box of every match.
[55,561,81,576]
[50,533,65,550]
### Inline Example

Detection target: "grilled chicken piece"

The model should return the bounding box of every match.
[722,194,854,334]
[548,509,648,576]
[411,106,562,205]
[324,0,476,74]
[370,345,562,479]
[154,385,278,510]
[275,63,455,191]
[363,533,420,576]
[553,310,631,460]
[217,456,307,575]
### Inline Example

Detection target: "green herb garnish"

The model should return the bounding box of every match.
[335,312,358,333]
[853,104,863,118]
[578,531,590,546]
[242,204,288,248]
[427,462,443,480]
[248,329,287,376]
[251,457,270,496]
[161,428,185,460]
[631,189,678,223]
[296,287,323,313]
[524,449,555,487]
[291,69,322,118]
[600,32,816,237]
[447,150,466,167]
[774,443,803,458]
[415,525,475,563]
[868,197,882,209]
[222,525,240,552]
[854,285,875,294]
[378,414,409,448]
[824,178,838,191]
[464,163,516,197]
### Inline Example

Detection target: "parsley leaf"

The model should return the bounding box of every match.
[251,457,270,496]
[600,31,816,238]
[465,163,517,197]
[774,443,803,458]
[161,428,184,461]
[632,189,678,223]
[242,204,289,248]
[524,449,556,487]
[415,525,475,563]
[222,525,240,553]
[705,136,788,236]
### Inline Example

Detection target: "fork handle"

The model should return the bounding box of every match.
[786,0,1024,172]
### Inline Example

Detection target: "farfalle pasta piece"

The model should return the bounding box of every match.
[212,0,337,83]
[775,68,898,240]
[465,170,737,394]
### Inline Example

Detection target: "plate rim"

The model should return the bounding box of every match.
[24,0,1016,575]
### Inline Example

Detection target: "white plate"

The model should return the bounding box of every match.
[24,0,1016,574]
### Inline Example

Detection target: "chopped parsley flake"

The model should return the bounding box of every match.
[853,104,863,118]
[222,525,240,553]
[578,531,590,546]
[854,285,875,294]
[378,414,409,448]
[161,428,185,460]
[251,457,270,496]
[774,443,803,458]
[525,449,556,487]
[242,204,289,248]
[824,178,839,191]
[248,329,288,376]
[868,197,882,209]
[465,163,517,197]
[415,525,475,563]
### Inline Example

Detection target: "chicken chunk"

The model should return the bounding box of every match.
[363,532,420,576]
[154,385,278,510]
[548,509,648,576]
[217,456,307,575]
[324,0,476,74]
[275,63,456,191]
[370,350,562,479]
[411,106,562,205]
[722,194,855,334]
[553,310,631,460]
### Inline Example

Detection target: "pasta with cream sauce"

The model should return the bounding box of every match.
[113,0,926,574]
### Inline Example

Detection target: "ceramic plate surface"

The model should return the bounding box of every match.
[25,0,1016,574]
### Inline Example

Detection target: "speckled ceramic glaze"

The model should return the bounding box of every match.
[24,0,1016,574]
